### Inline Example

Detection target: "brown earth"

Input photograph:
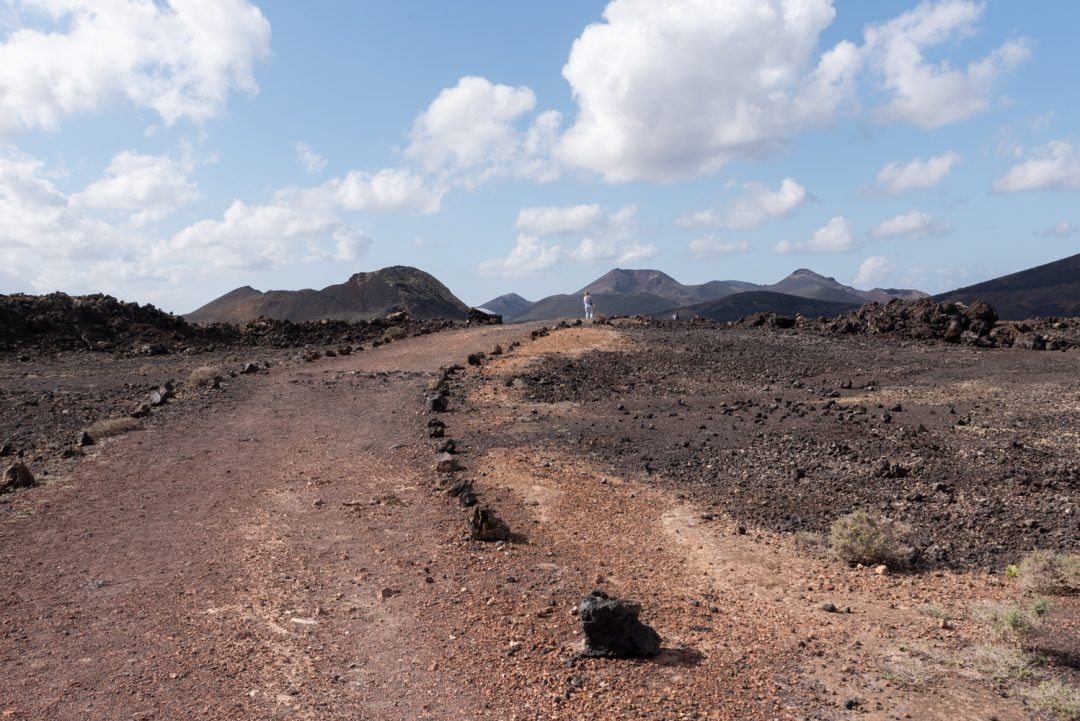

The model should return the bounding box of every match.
[1,321,1077,720]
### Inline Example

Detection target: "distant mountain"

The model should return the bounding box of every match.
[187,266,470,324]
[679,291,859,323]
[763,269,868,304]
[505,267,922,322]
[864,288,930,304]
[512,292,677,322]
[477,293,533,319]
[580,268,751,306]
[934,252,1080,320]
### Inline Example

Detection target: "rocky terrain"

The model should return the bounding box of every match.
[1,294,1077,720]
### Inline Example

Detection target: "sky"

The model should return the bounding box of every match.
[0,0,1078,314]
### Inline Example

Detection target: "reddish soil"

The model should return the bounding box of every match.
[1,320,1077,720]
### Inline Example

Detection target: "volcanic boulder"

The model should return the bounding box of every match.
[578,590,661,658]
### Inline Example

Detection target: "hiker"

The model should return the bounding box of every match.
[583,291,594,320]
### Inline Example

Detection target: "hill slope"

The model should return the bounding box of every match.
[512,292,677,322]
[681,291,859,322]
[934,252,1080,319]
[477,293,533,319]
[187,266,470,324]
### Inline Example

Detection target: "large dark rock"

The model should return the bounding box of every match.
[1,463,36,494]
[578,590,661,658]
[468,506,509,541]
[425,393,449,412]
[467,308,502,325]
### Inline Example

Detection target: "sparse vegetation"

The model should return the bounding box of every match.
[382,325,408,343]
[878,655,934,690]
[86,416,140,440]
[1023,680,1080,720]
[794,530,829,548]
[829,509,912,568]
[962,643,1043,683]
[189,365,222,388]
[916,604,951,621]
[1017,550,1080,595]
[971,599,1049,643]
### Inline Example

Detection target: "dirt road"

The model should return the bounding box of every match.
[1,322,1075,720]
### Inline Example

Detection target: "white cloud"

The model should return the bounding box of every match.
[616,242,657,264]
[295,141,327,175]
[556,0,859,182]
[854,255,892,286]
[0,147,373,297]
[333,168,443,214]
[774,216,855,254]
[725,177,809,228]
[478,234,562,279]
[674,209,720,229]
[405,76,561,186]
[0,0,271,133]
[516,204,604,236]
[863,1,1030,129]
[688,236,750,259]
[993,140,1080,192]
[72,150,200,226]
[1041,220,1076,239]
[0,148,132,266]
[484,203,647,276]
[872,210,950,239]
[166,197,369,271]
[876,151,962,194]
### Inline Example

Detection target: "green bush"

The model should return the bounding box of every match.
[829,509,912,568]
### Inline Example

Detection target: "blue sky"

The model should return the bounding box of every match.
[1,0,1077,313]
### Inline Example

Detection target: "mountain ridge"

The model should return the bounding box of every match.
[186,266,470,324]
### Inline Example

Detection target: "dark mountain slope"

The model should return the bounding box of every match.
[934,253,1080,319]
[186,266,469,324]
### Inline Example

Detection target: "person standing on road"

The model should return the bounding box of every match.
[583,291,594,320]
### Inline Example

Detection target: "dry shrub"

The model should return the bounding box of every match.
[189,366,222,388]
[1018,550,1080,595]
[962,643,1042,683]
[382,326,408,343]
[1023,680,1080,720]
[829,509,912,568]
[971,599,1048,643]
[87,417,140,440]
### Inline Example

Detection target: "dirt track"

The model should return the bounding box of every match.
[1,322,1077,720]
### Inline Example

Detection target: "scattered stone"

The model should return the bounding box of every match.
[578,590,661,658]
[77,431,95,447]
[148,390,166,406]
[469,506,509,541]
[434,438,456,454]
[434,453,463,473]
[130,403,151,418]
[821,602,838,613]
[378,587,399,600]
[1,462,36,494]
[467,352,486,366]
[241,362,260,374]
[873,564,889,575]
[425,393,449,413]
[0,444,11,457]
